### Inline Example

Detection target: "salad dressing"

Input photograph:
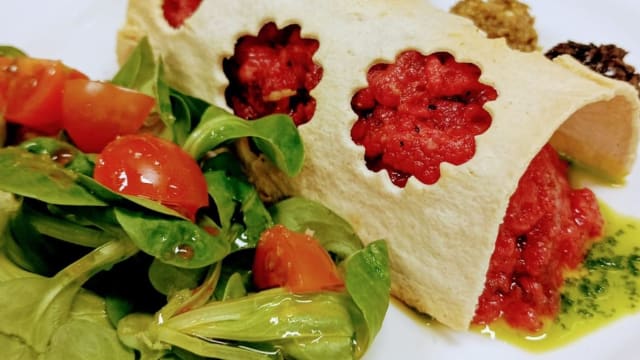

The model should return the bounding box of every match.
[475,203,640,352]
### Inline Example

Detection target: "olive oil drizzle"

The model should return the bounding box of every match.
[476,202,640,352]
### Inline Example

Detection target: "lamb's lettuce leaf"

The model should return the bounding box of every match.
[0,239,138,355]
[0,45,27,57]
[183,106,304,177]
[114,207,230,269]
[0,147,106,206]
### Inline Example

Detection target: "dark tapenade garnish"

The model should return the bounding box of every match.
[546,41,640,96]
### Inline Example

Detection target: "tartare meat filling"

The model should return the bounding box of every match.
[473,144,604,332]
[223,22,323,126]
[350,51,497,187]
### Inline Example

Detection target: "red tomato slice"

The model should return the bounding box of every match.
[0,57,14,110]
[62,79,155,153]
[3,57,67,134]
[93,134,209,221]
[252,224,345,293]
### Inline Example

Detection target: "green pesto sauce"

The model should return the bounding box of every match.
[473,201,640,352]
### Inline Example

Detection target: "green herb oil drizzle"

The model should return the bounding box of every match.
[474,201,640,352]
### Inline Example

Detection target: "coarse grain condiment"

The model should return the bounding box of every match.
[450,0,538,52]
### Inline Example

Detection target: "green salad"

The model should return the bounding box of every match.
[0,39,390,359]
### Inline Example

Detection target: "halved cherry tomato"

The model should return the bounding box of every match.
[93,134,208,221]
[0,57,14,110]
[2,57,67,134]
[62,79,155,153]
[252,224,345,293]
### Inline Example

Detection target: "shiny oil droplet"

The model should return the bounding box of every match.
[175,244,194,260]
[51,148,74,166]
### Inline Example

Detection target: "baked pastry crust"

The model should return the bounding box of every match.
[117,0,640,330]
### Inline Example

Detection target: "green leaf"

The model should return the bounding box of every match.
[269,197,363,260]
[164,289,355,341]
[156,263,222,321]
[158,288,358,358]
[105,296,135,328]
[0,239,138,353]
[219,272,247,301]
[155,327,281,360]
[112,37,161,98]
[0,250,35,281]
[69,289,113,326]
[117,313,170,359]
[75,174,187,219]
[204,171,272,250]
[341,240,391,354]
[114,208,230,269]
[0,333,38,359]
[0,191,20,249]
[148,258,208,296]
[0,45,27,57]
[25,204,116,248]
[47,289,135,360]
[19,137,95,176]
[0,147,106,206]
[203,171,237,230]
[169,88,210,145]
[182,106,304,176]
[7,203,75,275]
[112,37,178,144]
[44,319,135,360]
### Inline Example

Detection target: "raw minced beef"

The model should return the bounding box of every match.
[223,22,323,126]
[473,144,604,332]
[350,51,497,187]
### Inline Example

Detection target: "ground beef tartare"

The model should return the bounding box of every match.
[223,22,323,126]
[350,51,497,187]
[474,144,603,332]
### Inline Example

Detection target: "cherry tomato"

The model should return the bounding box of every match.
[252,224,345,293]
[0,57,14,110]
[2,57,67,134]
[62,79,155,153]
[93,134,209,221]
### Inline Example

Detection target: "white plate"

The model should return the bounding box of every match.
[1,1,638,359]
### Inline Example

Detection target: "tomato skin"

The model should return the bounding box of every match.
[0,57,14,110]
[2,57,67,134]
[61,79,155,153]
[93,134,209,221]
[252,224,345,293]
